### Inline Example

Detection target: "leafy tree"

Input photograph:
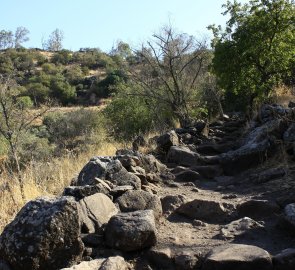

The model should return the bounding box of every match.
[130,25,209,127]
[14,27,30,48]
[50,74,76,104]
[92,70,128,98]
[209,0,295,110]
[45,28,64,51]
[26,82,50,105]
[0,30,14,49]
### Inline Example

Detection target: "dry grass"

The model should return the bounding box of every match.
[0,141,123,233]
[271,85,295,106]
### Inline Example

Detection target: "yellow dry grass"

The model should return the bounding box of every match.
[0,141,123,233]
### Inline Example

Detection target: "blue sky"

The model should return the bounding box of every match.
[0,0,248,52]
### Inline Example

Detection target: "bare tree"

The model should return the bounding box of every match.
[45,28,64,51]
[0,75,49,200]
[14,27,30,48]
[130,25,209,127]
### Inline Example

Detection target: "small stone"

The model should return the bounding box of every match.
[193,219,207,227]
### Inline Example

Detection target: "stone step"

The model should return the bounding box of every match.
[190,165,223,179]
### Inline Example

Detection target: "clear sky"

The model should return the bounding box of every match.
[0,0,248,52]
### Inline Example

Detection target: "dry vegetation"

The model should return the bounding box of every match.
[0,142,123,233]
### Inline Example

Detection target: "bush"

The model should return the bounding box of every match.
[25,83,50,105]
[51,50,72,65]
[50,74,77,105]
[43,109,107,155]
[104,93,155,140]
[17,132,53,165]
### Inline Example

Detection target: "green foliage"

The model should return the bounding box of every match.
[51,49,72,65]
[26,82,50,105]
[17,132,53,164]
[72,49,117,70]
[43,109,106,154]
[210,0,295,110]
[64,65,84,84]
[50,74,76,105]
[92,70,128,98]
[104,93,155,140]
[41,63,59,75]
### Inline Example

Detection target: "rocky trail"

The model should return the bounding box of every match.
[1,104,295,270]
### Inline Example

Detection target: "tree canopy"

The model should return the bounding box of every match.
[209,0,295,110]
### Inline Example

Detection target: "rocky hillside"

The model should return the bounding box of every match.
[1,104,295,270]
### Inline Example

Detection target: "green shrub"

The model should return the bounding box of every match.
[50,74,77,105]
[43,109,107,154]
[104,93,155,140]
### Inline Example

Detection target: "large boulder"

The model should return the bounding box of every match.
[161,194,188,214]
[78,193,118,233]
[157,130,179,152]
[237,199,280,219]
[282,203,295,232]
[105,210,157,251]
[283,123,295,142]
[176,199,229,223]
[76,157,112,186]
[273,248,295,270]
[220,119,286,175]
[76,158,141,189]
[203,244,272,270]
[167,146,200,167]
[0,196,84,270]
[115,190,162,220]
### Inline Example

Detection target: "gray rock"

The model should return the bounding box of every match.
[132,135,147,151]
[76,156,112,186]
[61,256,128,270]
[259,104,290,123]
[157,130,179,152]
[283,203,295,230]
[61,259,105,270]
[0,196,84,270]
[100,256,129,270]
[219,217,264,239]
[238,200,280,219]
[105,160,142,189]
[116,190,162,220]
[250,167,286,184]
[105,210,157,251]
[220,119,287,175]
[174,170,201,182]
[203,244,272,270]
[161,194,188,214]
[81,233,103,247]
[167,146,200,167]
[176,199,229,223]
[78,193,118,233]
[284,123,295,142]
[273,248,295,270]
[76,158,141,189]
[174,250,202,270]
[190,165,223,179]
[63,184,109,200]
[109,185,134,199]
[147,247,174,269]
